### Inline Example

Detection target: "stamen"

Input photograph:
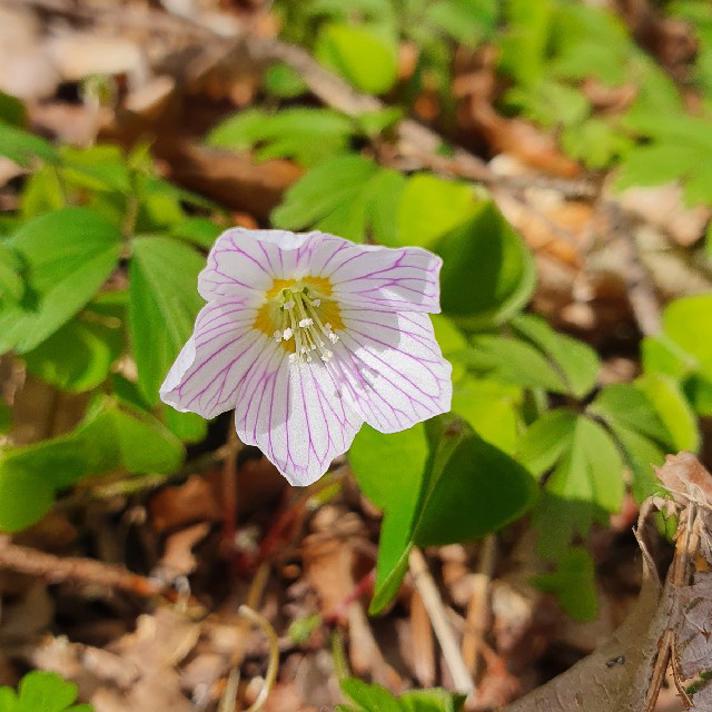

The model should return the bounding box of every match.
[274,284,342,365]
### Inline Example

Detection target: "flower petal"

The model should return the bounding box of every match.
[160,299,269,419]
[329,310,452,433]
[235,353,363,486]
[198,228,311,301]
[307,233,442,313]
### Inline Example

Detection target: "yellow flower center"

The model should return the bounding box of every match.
[253,277,344,363]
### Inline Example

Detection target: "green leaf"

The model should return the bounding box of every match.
[397,174,477,248]
[525,412,625,557]
[19,167,65,219]
[412,419,536,547]
[642,334,695,380]
[316,24,398,94]
[499,0,554,87]
[548,416,624,515]
[23,301,124,392]
[636,373,700,453]
[534,547,598,621]
[0,243,24,305]
[561,118,632,169]
[60,144,131,193]
[465,334,568,393]
[511,314,600,398]
[0,671,93,712]
[272,154,405,244]
[0,92,25,127]
[615,143,700,192]
[0,397,183,531]
[451,377,522,454]
[340,678,401,712]
[350,417,536,614]
[399,689,466,712]
[207,108,355,166]
[0,208,122,353]
[0,121,59,166]
[129,236,204,405]
[436,201,536,329]
[431,314,468,382]
[263,63,309,98]
[660,293,712,379]
[170,218,222,249]
[354,107,402,137]
[505,79,589,129]
[516,408,577,479]
[350,424,429,611]
[424,0,498,47]
[588,383,674,501]
[340,678,466,712]
[162,406,208,443]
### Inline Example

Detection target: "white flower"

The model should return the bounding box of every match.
[160,228,452,486]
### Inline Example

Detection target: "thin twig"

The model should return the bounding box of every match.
[408,547,474,695]
[0,535,162,598]
[238,605,280,712]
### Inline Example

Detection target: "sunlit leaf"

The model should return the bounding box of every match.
[350,416,535,614]
[129,236,204,405]
[316,23,398,94]
[398,174,477,248]
[0,208,122,353]
[436,201,536,329]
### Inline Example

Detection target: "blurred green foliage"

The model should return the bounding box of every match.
[0,671,92,712]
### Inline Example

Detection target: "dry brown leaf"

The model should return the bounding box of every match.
[616,183,710,247]
[152,522,211,582]
[656,453,712,509]
[149,475,222,533]
[469,103,581,178]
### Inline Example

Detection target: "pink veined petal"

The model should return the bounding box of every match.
[160,299,271,419]
[198,228,312,301]
[328,309,452,433]
[305,233,442,313]
[235,351,363,486]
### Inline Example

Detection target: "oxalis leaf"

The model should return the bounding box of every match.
[0,396,183,532]
[511,313,600,398]
[0,208,122,354]
[206,107,356,166]
[517,410,625,559]
[642,294,712,419]
[339,677,466,712]
[534,547,598,621]
[435,201,536,330]
[272,154,405,245]
[0,121,59,167]
[315,23,398,95]
[129,236,205,405]
[587,383,675,502]
[23,294,125,393]
[350,415,536,614]
[0,670,93,712]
